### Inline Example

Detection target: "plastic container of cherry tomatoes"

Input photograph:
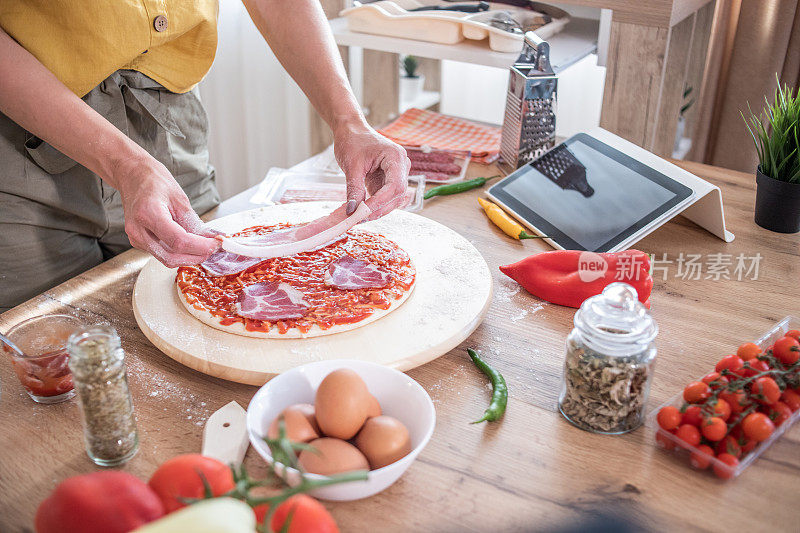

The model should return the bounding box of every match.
[647,315,800,479]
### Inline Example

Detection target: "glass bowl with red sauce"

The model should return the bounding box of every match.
[4,314,82,404]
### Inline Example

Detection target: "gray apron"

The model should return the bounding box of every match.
[0,70,219,311]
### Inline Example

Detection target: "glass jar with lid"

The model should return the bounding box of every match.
[67,325,139,466]
[558,282,658,434]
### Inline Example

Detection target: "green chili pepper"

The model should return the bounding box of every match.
[467,348,508,423]
[423,175,500,200]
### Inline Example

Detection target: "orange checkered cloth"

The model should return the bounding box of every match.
[378,108,501,164]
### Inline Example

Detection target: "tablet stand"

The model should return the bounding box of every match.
[588,127,734,245]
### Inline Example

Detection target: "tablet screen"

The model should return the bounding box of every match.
[490,133,693,251]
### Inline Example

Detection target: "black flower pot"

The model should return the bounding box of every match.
[754,167,800,233]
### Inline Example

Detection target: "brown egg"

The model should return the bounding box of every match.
[267,403,320,443]
[299,438,369,475]
[366,394,382,419]
[314,369,370,439]
[355,415,412,470]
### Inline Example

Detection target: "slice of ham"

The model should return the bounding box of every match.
[324,255,392,290]
[220,202,372,259]
[235,282,310,321]
[200,250,264,277]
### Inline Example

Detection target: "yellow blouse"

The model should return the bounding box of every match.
[0,1,218,97]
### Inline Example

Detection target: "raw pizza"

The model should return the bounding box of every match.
[175,224,416,339]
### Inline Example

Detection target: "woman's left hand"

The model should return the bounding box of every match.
[333,120,410,219]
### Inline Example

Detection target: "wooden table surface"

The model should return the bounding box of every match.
[1,160,799,532]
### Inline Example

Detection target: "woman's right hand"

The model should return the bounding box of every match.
[113,156,219,268]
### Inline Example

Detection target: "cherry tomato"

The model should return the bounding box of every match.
[701,417,727,441]
[676,424,701,448]
[657,405,682,431]
[740,358,770,377]
[773,336,800,366]
[701,372,729,389]
[751,377,781,405]
[713,453,739,479]
[253,495,339,533]
[689,444,715,470]
[715,355,744,374]
[715,435,742,458]
[767,401,792,426]
[742,412,775,442]
[786,330,800,341]
[720,390,748,414]
[710,398,731,421]
[683,381,712,403]
[147,454,235,513]
[781,389,800,411]
[681,405,704,426]
[737,342,762,360]
[655,429,678,451]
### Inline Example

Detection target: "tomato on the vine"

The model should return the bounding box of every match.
[736,342,762,360]
[740,358,770,377]
[767,401,792,426]
[701,417,727,441]
[720,390,748,414]
[710,398,731,421]
[715,355,744,374]
[683,381,712,403]
[147,454,235,513]
[701,372,729,389]
[781,389,800,411]
[689,444,714,470]
[715,435,742,458]
[657,406,682,431]
[681,405,703,426]
[786,330,800,341]
[774,336,800,366]
[253,495,339,533]
[676,424,701,448]
[713,453,739,479]
[742,412,775,442]
[751,377,781,405]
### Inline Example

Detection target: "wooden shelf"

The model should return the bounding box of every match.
[330,17,599,72]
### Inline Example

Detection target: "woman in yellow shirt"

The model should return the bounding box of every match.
[0,0,409,311]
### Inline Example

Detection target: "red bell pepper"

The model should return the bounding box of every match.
[35,471,165,533]
[499,249,653,308]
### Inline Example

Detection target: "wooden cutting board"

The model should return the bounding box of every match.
[132,202,493,385]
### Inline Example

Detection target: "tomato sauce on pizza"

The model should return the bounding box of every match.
[176,224,415,335]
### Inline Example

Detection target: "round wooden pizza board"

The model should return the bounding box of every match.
[132,202,493,385]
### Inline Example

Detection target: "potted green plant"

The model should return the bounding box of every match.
[400,55,424,103]
[743,81,800,233]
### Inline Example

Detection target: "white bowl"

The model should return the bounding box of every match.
[246,359,436,501]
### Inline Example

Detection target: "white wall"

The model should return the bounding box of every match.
[439,54,606,138]
[199,0,312,200]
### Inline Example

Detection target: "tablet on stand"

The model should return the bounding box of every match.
[487,127,734,252]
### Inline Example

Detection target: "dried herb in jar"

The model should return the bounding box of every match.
[558,283,658,435]
[560,335,652,433]
[67,326,139,466]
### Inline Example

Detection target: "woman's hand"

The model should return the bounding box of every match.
[112,156,220,268]
[333,120,410,219]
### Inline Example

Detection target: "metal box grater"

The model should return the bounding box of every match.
[499,31,557,170]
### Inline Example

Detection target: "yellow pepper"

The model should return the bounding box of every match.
[477,198,546,240]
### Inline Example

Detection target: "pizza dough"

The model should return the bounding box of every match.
[176,229,416,339]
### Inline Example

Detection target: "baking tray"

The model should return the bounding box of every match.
[340,1,570,53]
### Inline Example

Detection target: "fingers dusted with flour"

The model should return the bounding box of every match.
[117,158,219,268]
